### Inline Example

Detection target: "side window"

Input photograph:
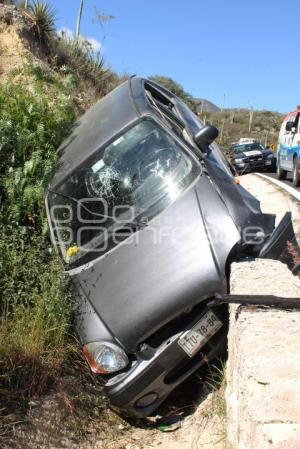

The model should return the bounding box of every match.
[281,120,287,135]
[145,83,189,142]
[174,98,204,136]
[294,113,300,133]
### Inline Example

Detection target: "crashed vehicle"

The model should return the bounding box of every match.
[45,77,298,417]
[230,139,277,174]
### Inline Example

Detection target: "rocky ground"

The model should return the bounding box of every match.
[3,371,226,449]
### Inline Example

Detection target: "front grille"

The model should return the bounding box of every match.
[145,301,209,349]
[249,157,262,161]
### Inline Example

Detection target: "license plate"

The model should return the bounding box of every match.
[178,310,222,357]
[265,160,272,165]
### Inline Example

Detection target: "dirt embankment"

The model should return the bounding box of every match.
[0,4,48,82]
[7,382,226,449]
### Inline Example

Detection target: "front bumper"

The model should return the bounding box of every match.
[234,158,275,173]
[103,304,228,417]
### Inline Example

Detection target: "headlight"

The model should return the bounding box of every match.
[235,158,244,164]
[267,153,274,159]
[83,341,129,374]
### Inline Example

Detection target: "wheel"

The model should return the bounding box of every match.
[293,158,300,187]
[270,158,277,173]
[277,162,287,180]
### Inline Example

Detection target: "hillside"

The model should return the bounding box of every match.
[194,97,220,113]
[200,108,283,149]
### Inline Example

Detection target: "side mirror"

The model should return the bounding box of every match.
[286,121,295,132]
[194,125,219,154]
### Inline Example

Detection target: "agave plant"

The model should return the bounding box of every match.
[76,0,84,39]
[24,0,56,45]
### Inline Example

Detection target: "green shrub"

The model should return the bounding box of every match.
[0,79,75,230]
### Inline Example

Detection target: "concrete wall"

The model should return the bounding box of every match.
[226,259,300,449]
[226,174,300,448]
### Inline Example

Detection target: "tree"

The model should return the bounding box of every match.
[92,6,115,40]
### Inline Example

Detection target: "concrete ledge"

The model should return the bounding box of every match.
[226,260,300,449]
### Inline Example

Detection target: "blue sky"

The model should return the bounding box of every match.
[50,0,299,112]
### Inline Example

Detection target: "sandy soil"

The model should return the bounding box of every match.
[0,24,28,81]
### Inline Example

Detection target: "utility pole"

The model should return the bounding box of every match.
[221,94,226,112]
[249,108,254,133]
[220,118,225,144]
[76,0,84,39]
[230,110,235,124]
[264,130,269,147]
[200,100,205,114]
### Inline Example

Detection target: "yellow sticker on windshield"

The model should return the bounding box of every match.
[66,245,79,258]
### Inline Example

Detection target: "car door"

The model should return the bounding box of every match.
[282,114,295,170]
[286,113,299,170]
[278,120,288,169]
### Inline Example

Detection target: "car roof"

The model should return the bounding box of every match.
[48,76,157,189]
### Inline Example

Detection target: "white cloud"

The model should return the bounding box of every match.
[57,27,102,53]
[85,37,102,53]
[58,27,73,39]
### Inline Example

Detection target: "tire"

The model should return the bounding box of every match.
[277,162,287,180]
[293,158,300,187]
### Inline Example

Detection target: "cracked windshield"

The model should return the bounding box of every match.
[49,119,201,264]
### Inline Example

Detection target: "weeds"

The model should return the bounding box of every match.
[0,70,76,441]
[203,362,227,420]
[0,226,74,440]
[50,32,120,94]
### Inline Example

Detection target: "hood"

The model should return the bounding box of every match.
[71,175,241,353]
[233,149,273,159]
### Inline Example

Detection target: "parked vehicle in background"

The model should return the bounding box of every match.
[45,78,297,417]
[229,139,276,174]
[277,109,300,186]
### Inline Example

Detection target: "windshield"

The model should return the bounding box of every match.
[48,119,201,266]
[232,143,264,154]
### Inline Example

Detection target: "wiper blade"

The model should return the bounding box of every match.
[48,189,148,230]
